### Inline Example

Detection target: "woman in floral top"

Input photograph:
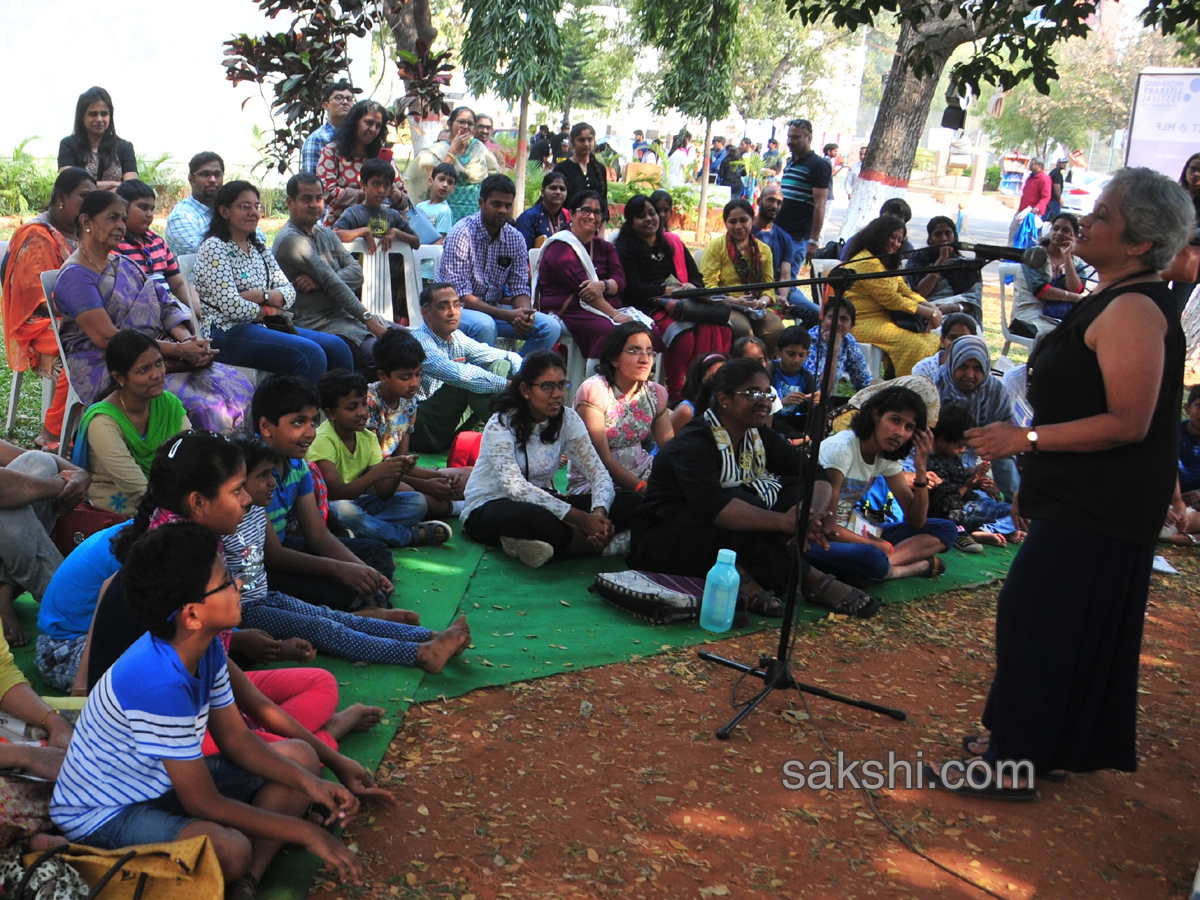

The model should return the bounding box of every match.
[196,181,353,384]
[462,351,641,568]
[569,322,672,495]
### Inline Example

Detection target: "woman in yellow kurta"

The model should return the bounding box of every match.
[701,199,785,354]
[842,215,941,376]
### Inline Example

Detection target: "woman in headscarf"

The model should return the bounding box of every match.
[931,334,1018,498]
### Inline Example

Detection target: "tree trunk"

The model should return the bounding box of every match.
[408,117,442,156]
[384,0,436,55]
[515,93,531,216]
[839,20,955,240]
[697,117,713,242]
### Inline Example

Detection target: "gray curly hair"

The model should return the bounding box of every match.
[1105,167,1195,270]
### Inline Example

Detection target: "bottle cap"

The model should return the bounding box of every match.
[716,548,737,565]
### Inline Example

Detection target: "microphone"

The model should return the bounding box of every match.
[952,241,1047,268]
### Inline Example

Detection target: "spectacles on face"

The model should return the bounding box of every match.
[329,93,355,104]
[453,118,474,128]
[235,202,265,213]
[534,379,571,394]
[167,567,240,621]
[194,169,222,181]
[732,388,773,402]
[576,207,602,218]
[622,347,654,358]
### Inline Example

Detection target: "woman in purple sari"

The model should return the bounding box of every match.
[534,190,656,358]
[52,190,253,434]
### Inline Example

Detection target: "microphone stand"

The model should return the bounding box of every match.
[685,258,988,739]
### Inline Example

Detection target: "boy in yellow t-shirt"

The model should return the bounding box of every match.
[310,371,452,547]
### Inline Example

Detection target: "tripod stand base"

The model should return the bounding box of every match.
[698,649,906,739]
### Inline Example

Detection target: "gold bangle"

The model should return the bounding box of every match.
[38,708,59,730]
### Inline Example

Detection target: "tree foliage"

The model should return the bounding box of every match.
[557,0,637,124]
[632,0,738,122]
[985,30,1173,158]
[459,0,565,109]
[222,0,377,173]
[731,0,840,122]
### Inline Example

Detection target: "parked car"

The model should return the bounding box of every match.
[1061,171,1112,216]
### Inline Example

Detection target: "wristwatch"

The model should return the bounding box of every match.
[1026,430,1038,453]
[362,311,375,323]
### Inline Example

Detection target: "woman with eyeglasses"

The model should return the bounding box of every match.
[569,322,672,498]
[317,99,403,226]
[630,358,878,618]
[1167,150,1200,312]
[535,190,649,359]
[52,189,254,435]
[462,350,639,568]
[196,181,354,387]
[406,106,501,223]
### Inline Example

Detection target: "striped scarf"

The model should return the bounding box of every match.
[703,408,782,507]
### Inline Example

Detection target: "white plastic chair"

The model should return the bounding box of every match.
[39,271,85,453]
[408,244,444,327]
[998,261,1035,357]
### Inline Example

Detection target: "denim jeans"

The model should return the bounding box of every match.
[330,491,429,546]
[784,290,822,328]
[458,306,562,355]
[210,322,355,385]
[961,497,1013,532]
[804,518,958,582]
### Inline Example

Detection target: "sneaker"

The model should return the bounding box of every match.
[411,520,453,547]
[500,536,555,568]
[954,533,983,554]
[602,529,631,558]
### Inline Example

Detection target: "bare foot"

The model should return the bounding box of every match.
[1009,530,1027,543]
[355,607,421,625]
[279,637,316,662]
[0,585,30,647]
[29,834,68,851]
[415,616,471,673]
[324,703,386,740]
[972,531,1007,547]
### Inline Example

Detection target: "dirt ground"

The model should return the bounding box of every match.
[309,545,1200,900]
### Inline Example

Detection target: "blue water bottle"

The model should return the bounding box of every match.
[699,549,740,633]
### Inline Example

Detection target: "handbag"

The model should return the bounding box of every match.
[50,503,129,558]
[11,835,223,900]
[888,310,929,333]
[262,313,299,335]
[673,298,731,326]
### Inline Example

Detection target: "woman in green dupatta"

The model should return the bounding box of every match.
[72,330,189,515]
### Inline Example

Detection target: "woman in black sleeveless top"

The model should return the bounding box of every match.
[925,168,1196,798]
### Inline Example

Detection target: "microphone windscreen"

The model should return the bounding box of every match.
[1021,246,1048,269]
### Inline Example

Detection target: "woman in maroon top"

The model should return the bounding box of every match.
[535,191,641,358]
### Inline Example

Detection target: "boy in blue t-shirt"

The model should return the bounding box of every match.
[415,162,456,240]
[51,523,363,893]
[253,375,401,616]
[769,325,817,439]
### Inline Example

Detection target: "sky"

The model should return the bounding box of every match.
[0,0,378,182]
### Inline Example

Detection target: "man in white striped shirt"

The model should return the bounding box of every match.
[51,523,363,895]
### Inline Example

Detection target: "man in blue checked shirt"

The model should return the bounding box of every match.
[436,174,561,355]
[300,82,358,174]
[409,282,522,452]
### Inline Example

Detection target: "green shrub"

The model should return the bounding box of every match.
[984,165,1002,192]
[0,138,56,217]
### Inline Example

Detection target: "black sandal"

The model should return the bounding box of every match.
[923,556,947,578]
[808,574,881,619]
[741,589,784,617]
[961,735,1068,782]
[922,761,1037,801]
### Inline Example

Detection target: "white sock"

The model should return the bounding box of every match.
[450,500,465,517]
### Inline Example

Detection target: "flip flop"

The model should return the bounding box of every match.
[741,589,784,617]
[924,556,947,578]
[808,574,881,619]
